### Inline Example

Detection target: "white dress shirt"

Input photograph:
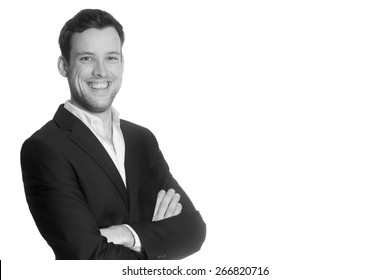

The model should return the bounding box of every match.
[64,101,141,252]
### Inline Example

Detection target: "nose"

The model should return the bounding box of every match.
[92,60,107,78]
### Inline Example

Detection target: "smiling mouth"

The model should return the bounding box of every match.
[88,82,110,89]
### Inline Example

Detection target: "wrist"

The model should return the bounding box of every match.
[121,224,135,248]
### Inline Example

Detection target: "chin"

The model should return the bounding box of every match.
[88,103,113,113]
[76,98,112,113]
[71,89,117,113]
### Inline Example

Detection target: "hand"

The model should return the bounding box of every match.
[99,225,135,248]
[152,188,182,222]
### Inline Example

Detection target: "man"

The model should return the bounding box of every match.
[20,9,206,260]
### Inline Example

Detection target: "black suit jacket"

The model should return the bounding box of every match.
[20,105,206,260]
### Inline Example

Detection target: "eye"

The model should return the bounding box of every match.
[107,56,120,63]
[80,56,94,62]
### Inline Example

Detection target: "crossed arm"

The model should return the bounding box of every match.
[99,189,182,249]
[21,130,206,259]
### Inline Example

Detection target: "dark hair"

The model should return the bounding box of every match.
[59,9,125,62]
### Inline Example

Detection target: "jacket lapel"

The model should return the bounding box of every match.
[120,121,141,221]
[53,105,130,210]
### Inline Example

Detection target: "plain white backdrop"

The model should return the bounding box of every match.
[1,0,390,279]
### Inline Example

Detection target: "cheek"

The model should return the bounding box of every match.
[114,69,124,86]
[74,66,86,80]
[72,68,88,89]
[110,63,124,77]
[70,62,89,78]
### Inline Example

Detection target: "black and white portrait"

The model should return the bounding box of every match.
[1,0,389,278]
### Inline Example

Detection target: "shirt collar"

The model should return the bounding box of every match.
[64,100,121,127]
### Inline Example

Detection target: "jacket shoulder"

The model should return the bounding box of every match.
[22,120,64,148]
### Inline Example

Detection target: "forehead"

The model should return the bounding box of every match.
[70,27,122,55]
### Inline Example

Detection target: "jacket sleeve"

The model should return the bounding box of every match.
[130,130,207,260]
[20,137,145,260]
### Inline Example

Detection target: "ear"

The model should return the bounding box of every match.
[57,56,68,77]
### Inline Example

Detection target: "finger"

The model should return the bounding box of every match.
[154,189,175,221]
[173,202,182,216]
[153,190,166,220]
[164,193,181,218]
[153,190,166,217]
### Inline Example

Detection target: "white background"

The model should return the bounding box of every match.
[1,0,390,279]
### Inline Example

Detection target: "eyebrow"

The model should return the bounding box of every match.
[75,51,122,57]
[107,51,122,55]
[75,51,94,57]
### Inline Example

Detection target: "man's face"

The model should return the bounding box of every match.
[62,27,124,113]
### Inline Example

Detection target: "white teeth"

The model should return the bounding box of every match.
[88,82,109,89]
